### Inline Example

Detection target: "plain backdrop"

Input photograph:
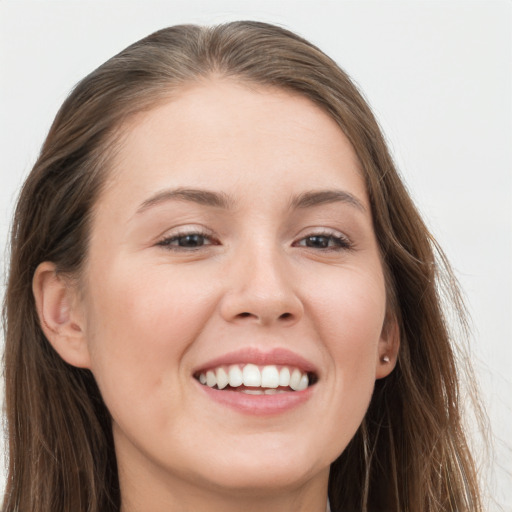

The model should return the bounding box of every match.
[1,1,511,509]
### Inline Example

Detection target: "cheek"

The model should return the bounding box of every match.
[330,270,385,376]
[308,262,387,353]
[306,265,386,448]
[82,260,217,420]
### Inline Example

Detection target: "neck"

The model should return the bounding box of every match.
[119,463,330,512]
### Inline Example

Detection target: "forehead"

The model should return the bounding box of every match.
[102,79,367,215]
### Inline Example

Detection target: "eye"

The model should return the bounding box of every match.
[156,231,217,250]
[294,233,352,251]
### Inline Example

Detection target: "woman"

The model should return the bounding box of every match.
[2,21,483,512]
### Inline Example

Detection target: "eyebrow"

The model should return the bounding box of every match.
[290,190,366,212]
[135,187,366,215]
[136,187,234,214]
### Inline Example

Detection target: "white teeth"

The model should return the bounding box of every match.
[278,367,291,387]
[297,373,309,391]
[242,389,265,395]
[216,367,229,390]
[262,387,288,395]
[242,364,261,387]
[261,365,279,388]
[206,370,217,388]
[289,369,302,391]
[228,365,243,387]
[198,364,312,392]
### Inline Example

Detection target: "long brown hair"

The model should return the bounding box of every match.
[2,21,483,511]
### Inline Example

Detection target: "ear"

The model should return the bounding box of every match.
[32,262,91,369]
[375,311,400,380]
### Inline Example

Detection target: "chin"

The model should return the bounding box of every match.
[198,465,321,497]
[183,440,332,495]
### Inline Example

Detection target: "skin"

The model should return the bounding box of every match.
[34,79,399,512]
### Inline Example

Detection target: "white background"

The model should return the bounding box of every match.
[1,1,510,509]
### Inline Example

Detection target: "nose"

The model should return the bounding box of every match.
[219,247,304,327]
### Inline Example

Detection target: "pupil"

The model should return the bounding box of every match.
[306,236,329,248]
[179,234,204,247]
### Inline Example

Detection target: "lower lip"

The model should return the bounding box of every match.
[196,380,314,415]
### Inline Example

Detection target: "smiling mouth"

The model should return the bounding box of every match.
[194,363,318,394]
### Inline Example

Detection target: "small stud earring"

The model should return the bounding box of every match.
[381,355,390,364]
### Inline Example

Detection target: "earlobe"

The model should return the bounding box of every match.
[375,313,400,380]
[32,262,92,369]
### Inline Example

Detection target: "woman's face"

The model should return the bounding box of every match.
[77,80,397,502]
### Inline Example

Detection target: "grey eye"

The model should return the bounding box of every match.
[157,232,214,250]
[176,234,207,247]
[304,235,332,248]
[298,235,350,250]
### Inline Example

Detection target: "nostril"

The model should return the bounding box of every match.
[235,311,292,321]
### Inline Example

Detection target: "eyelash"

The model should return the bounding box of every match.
[156,229,218,251]
[156,229,353,252]
[292,231,353,251]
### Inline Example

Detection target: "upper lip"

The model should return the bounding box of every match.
[192,347,318,375]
